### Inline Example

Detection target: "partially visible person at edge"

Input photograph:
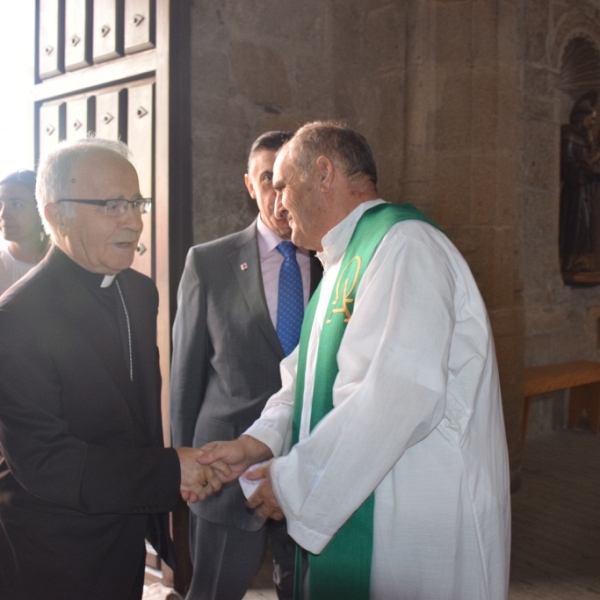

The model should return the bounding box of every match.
[0,170,50,295]
[0,137,228,600]
[198,121,511,600]
[170,131,321,600]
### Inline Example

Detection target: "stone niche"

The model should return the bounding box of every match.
[519,1,600,441]
[558,39,600,284]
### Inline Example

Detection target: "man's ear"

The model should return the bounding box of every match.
[244,174,256,199]
[44,201,66,235]
[315,156,335,191]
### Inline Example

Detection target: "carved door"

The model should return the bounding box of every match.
[34,0,192,589]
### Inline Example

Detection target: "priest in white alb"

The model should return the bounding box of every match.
[198,121,511,600]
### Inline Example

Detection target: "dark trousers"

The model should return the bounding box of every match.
[186,514,296,600]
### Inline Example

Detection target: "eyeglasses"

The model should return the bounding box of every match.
[56,198,152,217]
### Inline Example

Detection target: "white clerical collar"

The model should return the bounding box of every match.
[317,199,385,269]
[101,275,116,288]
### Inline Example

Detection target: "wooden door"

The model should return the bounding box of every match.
[33,0,192,590]
[127,81,155,277]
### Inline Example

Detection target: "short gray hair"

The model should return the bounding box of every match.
[289,121,377,185]
[36,136,132,234]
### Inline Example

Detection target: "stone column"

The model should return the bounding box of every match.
[425,0,525,486]
[403,0,436,212]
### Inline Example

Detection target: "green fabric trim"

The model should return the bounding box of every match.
[291,203,437,599]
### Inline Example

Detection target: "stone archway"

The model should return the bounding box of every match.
[559,36,600,119]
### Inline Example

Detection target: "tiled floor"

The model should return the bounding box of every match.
[508,429,600,599]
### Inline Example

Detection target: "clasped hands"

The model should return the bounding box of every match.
[175,447,231,503]
[176,437,284,519]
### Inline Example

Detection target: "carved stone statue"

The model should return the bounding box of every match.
[560,91,600,282]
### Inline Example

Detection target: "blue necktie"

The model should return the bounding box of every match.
[276,241,304,356]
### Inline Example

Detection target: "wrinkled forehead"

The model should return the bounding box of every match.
[66,150,139,196]
[68,148,133,178]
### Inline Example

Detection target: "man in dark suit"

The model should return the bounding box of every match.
[170,131,321,600]
[0,138,226,600]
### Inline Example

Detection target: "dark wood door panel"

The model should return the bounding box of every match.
[64,0,92,71]
[38,101,66,157]
[95,88,128,142]
[127,81,155,278]
[124,0,155,54]
[93,0,124,63]
[38,0,65,80]
[65,95,96,140]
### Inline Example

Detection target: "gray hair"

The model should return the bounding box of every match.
[36,137,131,234]
[289,121,377,185]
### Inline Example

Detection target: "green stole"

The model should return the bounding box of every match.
[291,203,439,599]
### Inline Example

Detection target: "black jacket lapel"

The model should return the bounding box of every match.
[48,249,147,432]
[117,270,161,442]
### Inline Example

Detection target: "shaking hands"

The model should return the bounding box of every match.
[182,436,284,519]
[176,436,285,520]
[175,436,271,503]
[174,447,231,503]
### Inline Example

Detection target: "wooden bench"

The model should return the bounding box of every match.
[523,360,600,442]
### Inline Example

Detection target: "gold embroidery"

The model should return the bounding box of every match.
[326,256,362,323]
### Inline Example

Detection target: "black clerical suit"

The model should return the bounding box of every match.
[0,246,179,600]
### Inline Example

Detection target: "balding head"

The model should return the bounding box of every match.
[288,121,378,188]
[272,121,379,251]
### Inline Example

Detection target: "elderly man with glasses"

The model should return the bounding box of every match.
[0,137,228,600]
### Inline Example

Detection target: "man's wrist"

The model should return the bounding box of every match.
[239,435,274,464]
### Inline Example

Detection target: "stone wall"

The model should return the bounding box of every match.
[189,0,410,244]
[517,0,600,437]
[429,0,524,478]
[188,0,572,483]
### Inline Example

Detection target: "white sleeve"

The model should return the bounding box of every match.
[243,345,299,458]
[270,223,460,554]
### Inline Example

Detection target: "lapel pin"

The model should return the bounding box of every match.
[240,263,248,271]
